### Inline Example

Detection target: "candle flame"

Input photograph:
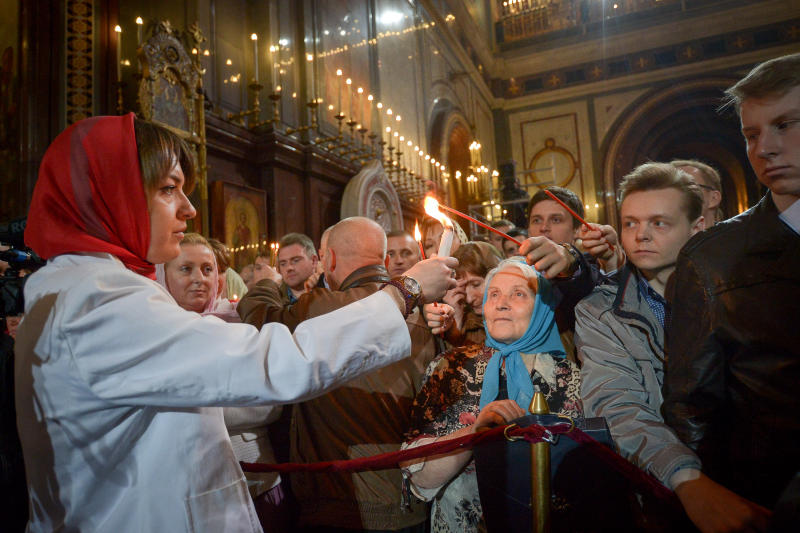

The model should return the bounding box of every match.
[424,196,452,228]
[135,16,143,25]
[306,53,313,62]
[414,221,422,242]
[336,68,342,76]
[251,33,258,41]
[114,25,122,33]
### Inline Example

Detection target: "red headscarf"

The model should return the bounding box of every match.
[25,113,155,278]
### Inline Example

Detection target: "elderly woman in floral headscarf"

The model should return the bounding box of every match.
[400,258,582,533]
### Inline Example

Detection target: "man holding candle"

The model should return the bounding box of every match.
[237,217,443,533]
[526,186,624,276]
[662,53,800,531]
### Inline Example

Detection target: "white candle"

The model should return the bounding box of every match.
[135,17,143,46]
[251,34,259,82]
[306,53,315,100]
[438,224,454,257]
[336,69,343,112]
[114,25,122,83]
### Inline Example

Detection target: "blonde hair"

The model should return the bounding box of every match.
[618,163,703,222]
[723,53,800,113]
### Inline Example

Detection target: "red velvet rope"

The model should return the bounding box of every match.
[241,423,677,504]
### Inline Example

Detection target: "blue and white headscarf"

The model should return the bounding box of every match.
[478,258,565,411]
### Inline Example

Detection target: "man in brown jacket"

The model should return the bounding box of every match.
[238,217,435,533]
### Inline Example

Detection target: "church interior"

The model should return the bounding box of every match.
[3,0,798,247]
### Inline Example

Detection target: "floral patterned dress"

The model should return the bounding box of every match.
[402,344,582,533]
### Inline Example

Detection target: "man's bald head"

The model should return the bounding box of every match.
[325,217,387,289]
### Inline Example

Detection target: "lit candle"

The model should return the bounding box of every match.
[356,87,363,124]
[135,17,143,47]
[367,94,374,130]
[306,53,315,100]
[423,196,454,257]
[336,69,343,112]
[251,33,259,82]
[345,78,352,118]
[114,25,122,84]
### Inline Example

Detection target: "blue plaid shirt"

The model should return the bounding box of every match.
[637,273,666,328]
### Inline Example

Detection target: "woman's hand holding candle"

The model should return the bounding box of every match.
[423,302,455,335]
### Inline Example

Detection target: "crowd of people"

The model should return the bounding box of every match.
[2,53,798,532]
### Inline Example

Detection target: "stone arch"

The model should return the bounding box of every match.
[601,77,759,227]
[428,96,473,211]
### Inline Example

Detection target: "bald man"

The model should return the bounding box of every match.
[237,217,436,532]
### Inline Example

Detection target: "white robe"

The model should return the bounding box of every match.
[15,253,410,532]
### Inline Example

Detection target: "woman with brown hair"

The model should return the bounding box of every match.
[14,114,455,532]
[425,241,504,347]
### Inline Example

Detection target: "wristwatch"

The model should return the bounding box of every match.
[559,243,581,277]
[382,276,422,319]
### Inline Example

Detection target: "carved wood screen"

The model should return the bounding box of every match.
[137,21,208,234]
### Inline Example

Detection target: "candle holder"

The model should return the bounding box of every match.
[285,99,320,136]
[340,119,358,156]
[227,82,265,129]
[315,112,345,151]
[368,132,378,158]
[267,90,282,126]
[378,139,387,163]
[116,81,125,115]
[387,145,395,171]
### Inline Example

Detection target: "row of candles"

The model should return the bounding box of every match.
[112,19,503,208]
[230,241,282,267]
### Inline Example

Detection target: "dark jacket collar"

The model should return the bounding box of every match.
[338,264,391,291]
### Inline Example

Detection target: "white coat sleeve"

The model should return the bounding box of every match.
[55,269,411,407]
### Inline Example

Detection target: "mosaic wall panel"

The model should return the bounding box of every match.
[65,0,93,124]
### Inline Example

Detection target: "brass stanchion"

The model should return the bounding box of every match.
[530,392,550,533]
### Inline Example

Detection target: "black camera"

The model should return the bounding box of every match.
[1,218,45,318]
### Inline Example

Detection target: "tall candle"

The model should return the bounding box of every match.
[336,69,343,112]
[306,53,315,100]
[114,25,122,83]
[356,87,363,125]
[438,224,454,257]
[345,78,352,118]
[135,17,143,47]
[251,34,259,82]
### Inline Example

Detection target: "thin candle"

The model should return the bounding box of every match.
[114,25,122,84]
[423,197,455,257]
[336,69,343,112]
[306,53,315,100]
[251,33,259,82]
[135,17,143,47]
[542,189,615,251]
[346,78,353,118]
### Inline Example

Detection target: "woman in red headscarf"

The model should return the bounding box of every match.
[15,114,455,532]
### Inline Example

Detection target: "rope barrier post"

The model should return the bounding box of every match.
[530,392,550,533]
